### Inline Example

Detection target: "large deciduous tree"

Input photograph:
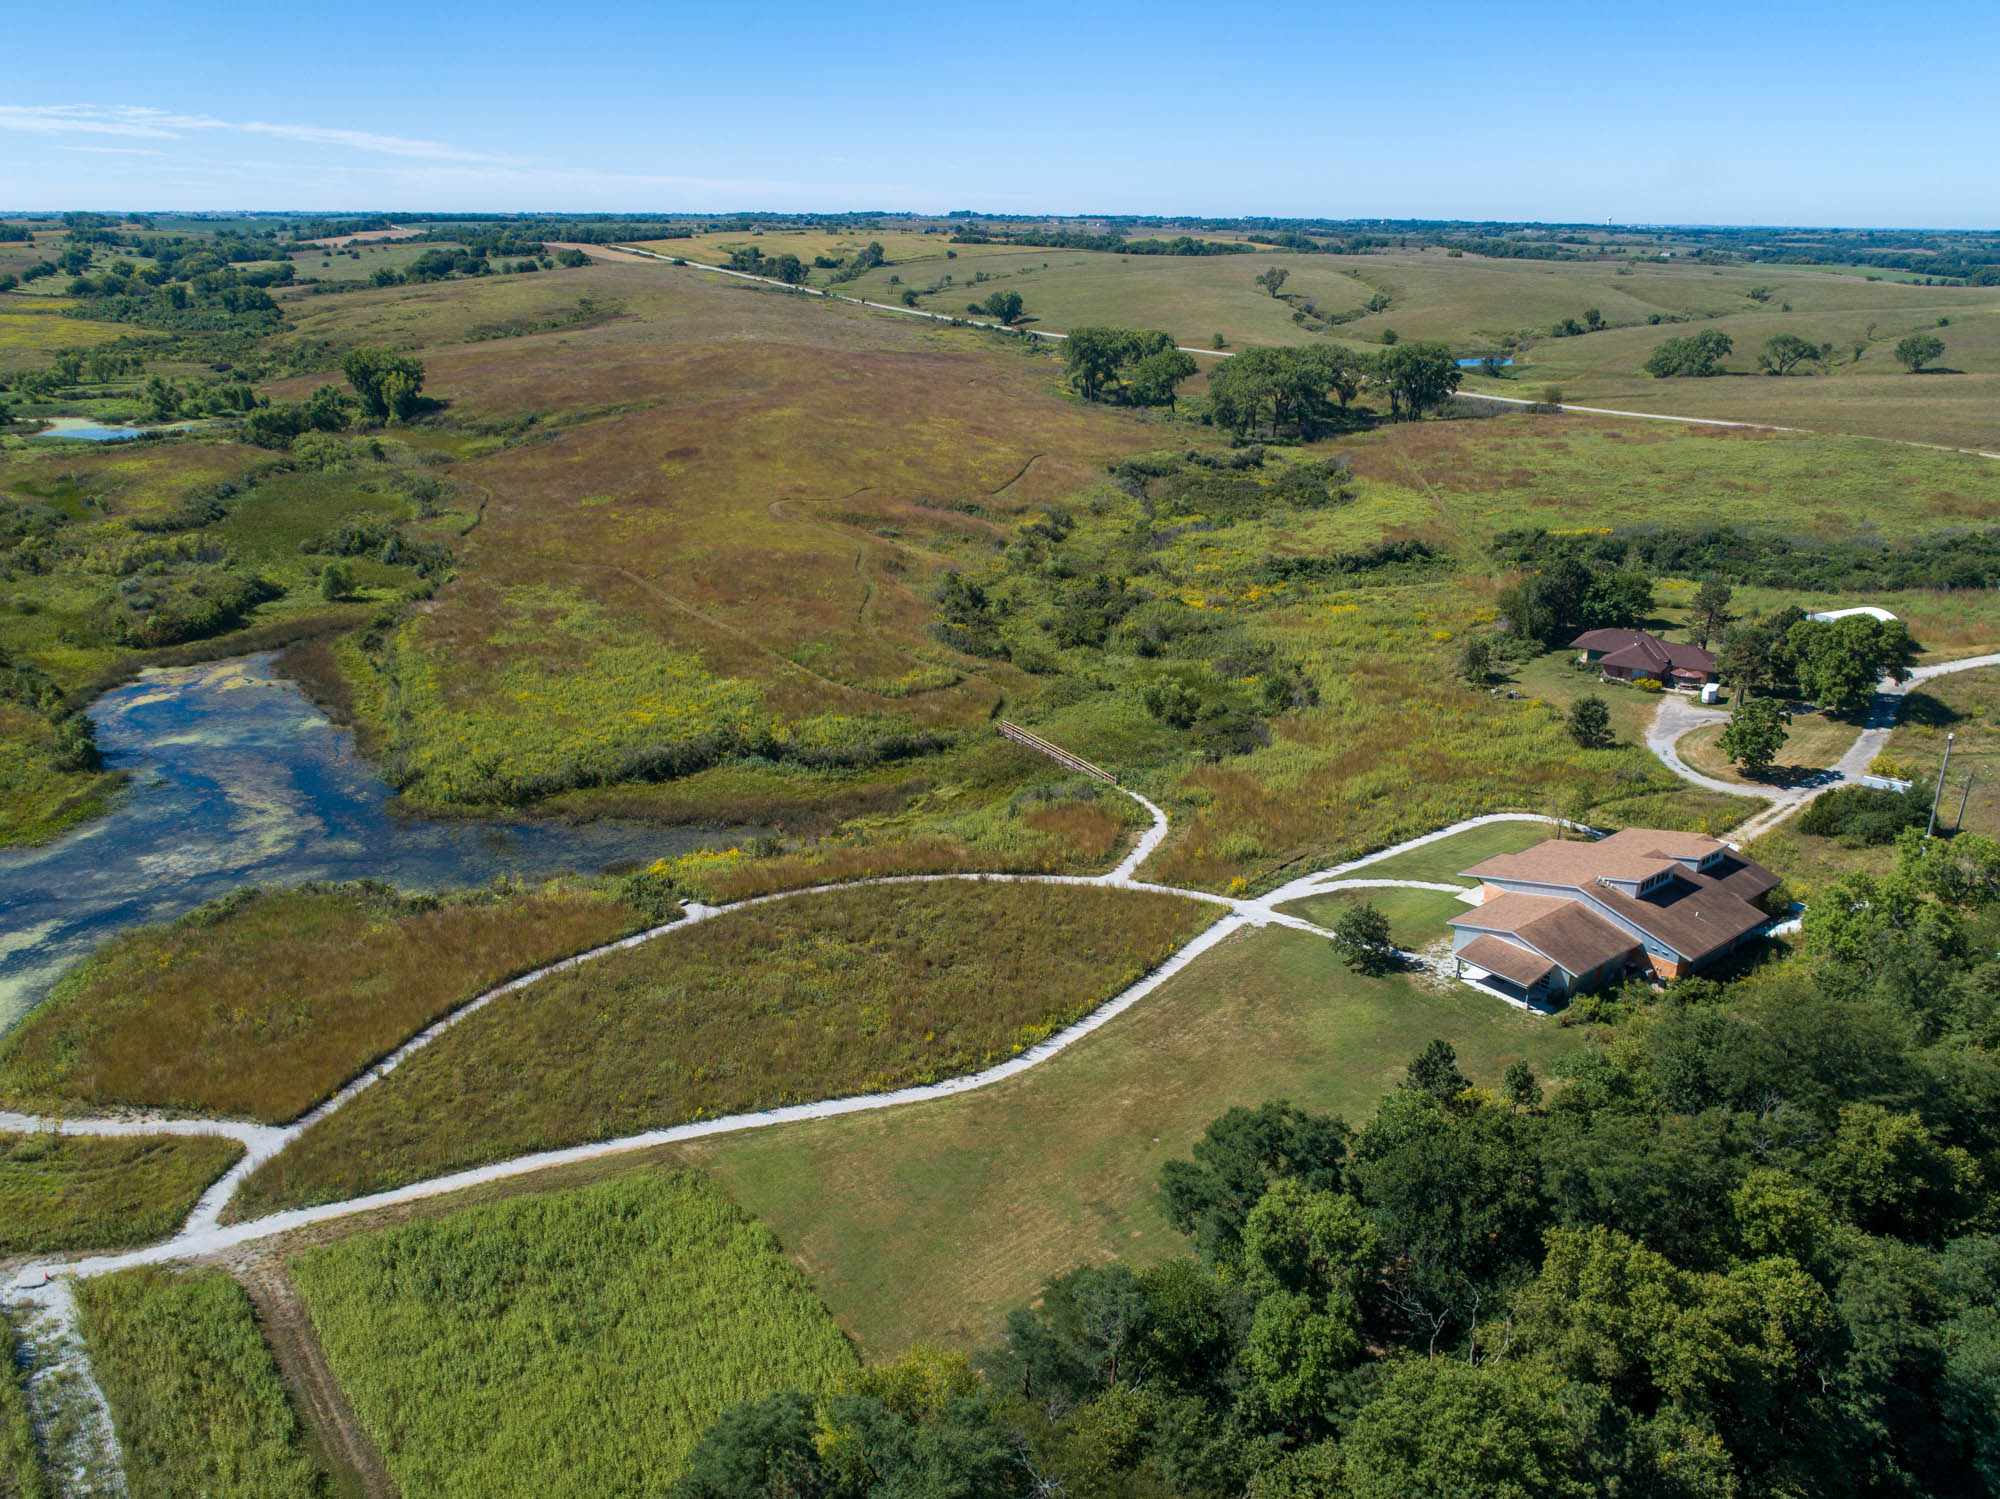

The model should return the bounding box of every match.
[340,346,426,423]
[1717,695,1791,775]
[1374,341,1462,419]
[1643,329,1734,377]
[1759,333,1826,375]
[1896,331,1946,372]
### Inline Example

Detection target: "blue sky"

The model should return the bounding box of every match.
[5,0,1994,226]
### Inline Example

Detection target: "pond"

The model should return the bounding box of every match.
[0,655,757,1030]
[24,417,144,442]
[1456,356,1515,369]
[20,417,199,443]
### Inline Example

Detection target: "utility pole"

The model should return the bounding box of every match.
[1957,772,1974,834]
[1928,732,1955,838]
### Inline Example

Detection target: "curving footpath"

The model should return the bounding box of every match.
[0,758,1572,1490]
[1,789,1569,1311]
[1647,652,2000,843]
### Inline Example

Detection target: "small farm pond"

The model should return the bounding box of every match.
[0,654,755,1029]
[1456,356,1515,368]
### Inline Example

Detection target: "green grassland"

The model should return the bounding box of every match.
[1324,818,1553,883]
[271,267,1778,891]
[0,1132,242,1254]
[638,234,2000,449]
[0,882,651,1124]
[1276,884,1472,948]
[73,1268,326,1499]
[0,1318,43,1499]
[285,239,465,283]
[288,1170,855,1496]
[680,922,1581,1354]
[230,880,1218,1216]
[9,252,1994,895]
[1886,665,2000,839]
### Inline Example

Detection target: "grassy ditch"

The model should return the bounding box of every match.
[0,1133,242,1254]
[231,880,1218,1216]
[288,1170,855,1496]
[73,1268,326,1499]
[0,882,654,1124]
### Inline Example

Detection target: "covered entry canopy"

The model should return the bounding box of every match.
[1458,934,1556,989]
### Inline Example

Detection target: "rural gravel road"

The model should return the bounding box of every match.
[574,244,2000,459]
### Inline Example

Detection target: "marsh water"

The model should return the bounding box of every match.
[0,654,752,1030]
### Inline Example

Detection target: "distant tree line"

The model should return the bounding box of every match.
[1493,523,2000,594]
[950,229,1251,256]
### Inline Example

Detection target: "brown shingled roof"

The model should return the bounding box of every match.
[1588,879,1769,965]
[1463,840,1679,887]
[1451,892,1641,976]
[1458,934,1556,988]
[1458,830,1779,965]
[1572,629,1716,677]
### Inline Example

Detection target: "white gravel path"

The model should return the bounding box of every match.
[1,788,1566,1301]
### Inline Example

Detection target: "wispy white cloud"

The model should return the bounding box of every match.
[0,104,521,164]
[54,144,169,158]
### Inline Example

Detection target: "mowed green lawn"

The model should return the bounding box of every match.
[681,923,1580,1356]
[1276,885,1472,949]
[1334,818,1553,885]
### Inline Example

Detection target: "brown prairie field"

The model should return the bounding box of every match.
[0,885,650,1124]
[228,881,1220,1217]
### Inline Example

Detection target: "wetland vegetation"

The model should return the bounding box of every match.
[8,206,2000,1499]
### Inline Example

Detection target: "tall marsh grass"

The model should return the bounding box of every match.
[74,1269,324,1499]
[0,1132,242,1254]
[0,1317,44,1499]
[289,1171,856,1496]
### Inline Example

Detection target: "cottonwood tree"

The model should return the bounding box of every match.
[1255,265,1289,298]
[1334,903,1398,975]
[982,289,1022,324]
[1127,345,1197,410]
[1896,332,1945,372]
[341,346,426,423]
[1787,615,1917,715]
[1643,329,1733,377]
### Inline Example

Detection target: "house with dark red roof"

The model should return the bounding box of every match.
[1446,829,1779,1006]
[1573,628,1717,688]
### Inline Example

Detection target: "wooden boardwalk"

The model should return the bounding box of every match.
[996,720,1118,783]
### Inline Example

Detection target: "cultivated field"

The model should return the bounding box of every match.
[230,880,1218,1215]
